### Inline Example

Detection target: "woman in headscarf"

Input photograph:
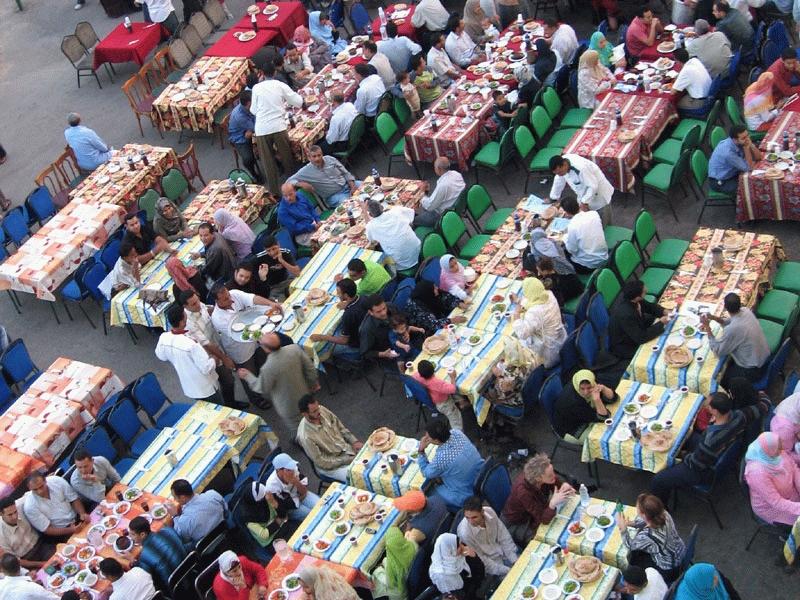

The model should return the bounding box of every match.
[674,563,734,600]
[523,226,582,306]
[577,49,615,109]
[589,31,624,70]
[533,38,560,87]
[509,277,566,368]
[744,72,779,131]
[772,392,800,464]
[211,551,268,600]
[371,526,419,600]
[744,432,800,526]
[298,565,359,600]
[166,256,208,300]
[309,10,347,56]
[152,197,192,242]
[292,25,333,71]
[463,0,488,42]
[429,533,485,598]
[553,369,618,442]
[404,280,466,335]
[438,254,469,301]
[212,209,255,261]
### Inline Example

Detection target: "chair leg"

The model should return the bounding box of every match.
[412,158,422,180]
[125,324,138,344]
[524,172,530,194]
[707,498,724,529]
[6,291,20,314]
[745,524,763,550]
[48,302,61,325]
[102,312,108,336]
[62,301,74,322]
[387,155,393,177]
[135,114,144,137]
[77,302,96,329]
[103,64,114,83]
[93,71,102,89]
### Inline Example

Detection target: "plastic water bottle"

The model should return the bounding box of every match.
[579,483,590,508]
[516,13,524,34]
[380,23,387,40]
[124,16,132,33]
[783,131,790,152]
[378,6,387,25]
[251,13,258,32]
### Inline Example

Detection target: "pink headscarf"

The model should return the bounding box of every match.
[293,25,313,51]
[213,209,255,260]
[438,254,466,294]
[166,257,199,293]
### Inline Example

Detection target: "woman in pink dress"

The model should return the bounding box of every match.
[744,432,800,526]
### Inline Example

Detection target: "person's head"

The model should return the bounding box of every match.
[386,21,399,38]
[0,497,18,526]
[549,155,570,177]
[307,144,325,168]
[712,0,730,18]
[536,257,555,276]
[637,6,655,23]
[410,53,426,74]
[73,447,98,479]
[233,261,254,287]
[170,479,194,506]
[128,515,152,544]
[331,91,344,107]
[67,112,81,127]
[99,558,124,582]
[623,279,646,303]
[393,490,427,514]
[781,47,799,70]
[523,453,556,486]
[263,61,276,79]
[620,565,648,594]
[318,10,331,25]
[157,197,178,220]
[272,54,285,70]
[178,289,201,313]
[707,391,733,423]
[543,17,559,36]
[433,156,451,177]
[723,292,741,315]
[424,417,451,444]
[280,182,299,204]
[397,71,410,85]
[198,222,216,246]
[636,493,667,528]
[218,550,244,583]
[61,591,91,600]
[119,240,138,266]
[259,234,281,260]
[259,332,283,353]
[26,471,49,498]
[347,258,367,281]
[211,282,233,309]
[389,313,408,335]
[335,277,357,301]
[272,452,299,483]
[363,40,378,59]
[694,19,710,35]
[365,294,388,320]
[285,42,299,62]
[729,124,749,148]
[125,212,142,235]
[166,303,186,330]
[367,199,384,218]
[446,13,463,34]
[354,63,372,81]
[417,359,435,380]
[674,47,690,63]
[446,255,460,273]
[0,554,20,577]
[560,196,579,216]
[492,90,506,104]
[462,496,486,528]
[299,394,322,424]
[246,72,260,89]
[239,89,252,109]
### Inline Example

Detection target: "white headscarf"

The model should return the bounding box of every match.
[217,551,247,590]
[777,392,800,424]
[429,533,469,593]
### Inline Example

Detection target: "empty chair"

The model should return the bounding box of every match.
[107,397,162,457]
[0,339,41,392]
[132,372,191,427]
[25,186,57,225]
[177,143,207,191]
[189,12,213,40]
[203,0,226,28]
[122,74,162,138]
[2,208,31,249]
[168,38,194,70]
[61,34,104,88]
[180,24,204,56]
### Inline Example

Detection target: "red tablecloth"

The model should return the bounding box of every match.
[602,59,684,106]
[563,92,678,192]
[405,113,482,171]
[93,21,166,69]
[372,4,417,41]
[204,28,278,57]
[235,1,307,46]
[737,110,800,222]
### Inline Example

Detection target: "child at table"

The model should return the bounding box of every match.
[413,360,469,430]
[492,90,518,134]
[481,18,500,41]
[389,314,424,369]
[398,71,421,119]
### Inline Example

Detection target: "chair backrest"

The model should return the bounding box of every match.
[575,320,599,367]
[153,47,176,80]
[0,373,14,414]
[762,338,792,390]
[350,1,371,33]
[725,96,744,128]
[439,211,466,250]
[586,292,609,344]
[138,189,160,222]
[613,240,642,283]
[180,23,204,56]
[499,127,516,163]
[703,100,721,139]
[75,21,99,49]
[161,168,189,202]
[375,112,399,145]
[393,95,411,127]
[421,232,447,260]
[595,267,620,308]
[538,372,563,425]
[724,49,741,85]
[169,38,194,69]
[391,277,417,310]
[466,184,492,222]
[669,150,692,187]
[34,164,70,206]
[478,463,512,514]
[680,524,698,572]
[530,105,553,140]
[633,210,657,252]
[131,372,169,419]
[416,256,441,285]
[767,20,790,53]
[55,146,81,187]
[122,75,152,111]
[405,540,431,599]
[511,105,529,130]
[168,551,199,598]
[67,259,95,296]
[61,35,87,66]
[346,114,367,155]
[80,425,119,464]
[748,65,763,85]
[783,368,798,399]
[189,12,213,39]
[178,143,203,186]
[710,126,726,150]
[568,68,579,103]
[681,124,702,154]
[273,227,298,258]
[690,149,708,188]
[597,19,608,34]
[228,169,254,184]
[26,186,57,224]
[558,330,580,382]
[541,86,563,121]
[108,397,145,446]
[402,374,436,411]
[203,0,226,27]
[195,519,229,557]
[194,559,219,600]
[99,238,121,271]
[82,261,108,301]
[3,208,30,246]
[513,120,536,160]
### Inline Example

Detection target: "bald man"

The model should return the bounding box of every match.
[276,182,320,246]
[64,113,112,174]
[413,157,466,227]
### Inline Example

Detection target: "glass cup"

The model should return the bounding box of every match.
[273,539,291,562]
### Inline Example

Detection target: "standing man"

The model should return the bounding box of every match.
[64,113,112,175]
[363,201,421,273]
[322,92,359,155]
[296,395,363,482]
[0,497,54,570]
[362,41,397,89]
[228,90,261,184]
[354,63,387,118]
[69,448,121,505]
[561,197,608,274]
[289,145,359,207]
[707,125,762,194]
[548,154,614,225]
[414,157,466,227]
[22,472,88,540]
[135,0,179,35]
[251,62,303,195]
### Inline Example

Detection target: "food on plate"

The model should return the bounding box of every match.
[492,303,506,312]
[334,523,350,535]
[77,547,95,562]
[682,325,696,336]
[270,591,289,600]
[329,508,343,520]
[567,521,586,535]
[596,515,612,527]
[562,581,580,594]
[469,335,481,344]
[151,504,168,519]
[49,574,66,588]
[623,404,640,415]
[283,575,302,591]
[314,539,330,551]
[113,501,131,515]
[62,561,79,576]
[637,394,650,404]
[114,535,133,553]
[122,487,142,501]
[62,544,76,557]
[650,422,664,432]
[491,294,504,302]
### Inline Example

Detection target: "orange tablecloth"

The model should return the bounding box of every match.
[0,449,46,499]
[266,550,362,594]
[181,179,272,227]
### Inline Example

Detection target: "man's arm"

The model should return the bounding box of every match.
[618,310,665,346]
[420,182,443,211]
[252,294,283,311]
[190,342,217,376]
[405,38,423,55]
[299,433,349,470]
[86,129,110,153]
[549,174,566,202]
[298,347,320,390]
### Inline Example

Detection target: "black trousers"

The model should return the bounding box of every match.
[649,461,712,504]
[234,141,263,184]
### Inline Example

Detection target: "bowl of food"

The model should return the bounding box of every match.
[62,561,80,576]
[649,422,665,433]
[105,532,119,546]
[269,590,289,600]
[637,393,650,405]
[48,573,67,590]
[468,334,482,346]
[62,544,77,557]
[623,404,640,415]
[561,580,581,596]
[493,303,507,313]
[113,501,131,515]
[766,152,779,162]
[595,514,613,528]
[314,539,331,551]
[521,584,538,598]
[76,546,96,562]
[333,521,352,536]
[75,569,98,587]
[567,521,586,536]
[329,508,344,521]
[682,325,696,337]
[114,535,133,555]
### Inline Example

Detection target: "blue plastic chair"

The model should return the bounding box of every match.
[131,372,191,427]
[575,321,600,369]
[62,259,97,328]
[761,39,780,69]
[752,338,792,391]
[251,228,273,255]
[558,330,580,384]
[680,76,722,119]
[586,292,610,349]
[390,278,416,311]
[0,241,21,315]
[405,539,432,600]
[767,20,790,55]
[349,1,371,34]
[783,368,798,398]
[2,209,30,248]
[597,19,608,35]
[680,441,743,528]
[99,238,121,272]
[26,187,57,225]
[680,524,698,571]
[0,339,41,392]
[328,0,345,27]
[539,372,574,453]
[0,377,16,414]
[416,256,441,285]
[78,425,136,477]
[107,397,162,457]
[402,374,439,432]
[719,49,741,91]
[476,462,512,514]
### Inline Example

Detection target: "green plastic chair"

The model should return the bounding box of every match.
[670,99,721,144]
[755,289,800,336]
[530,105,578,149]
[603,225,633,253]
[228,169,254,184]
[640,149,691,220]
[137,189,160,223]
[392,96,411,129]
[726,96,766,143]
[160,168,190,205]
[466,185,513,234]
[474,127,516,193]
[613,240,674,298]
[516,117,563,191]
[690,150,737,223]
[333,114,367,168]
[652,124,701,166]
[541,86,592,128]
[595,268,621,308]
[421,232,447,260]
[633,209,689,269]
[773,261,800,295]
[759,318,784,354]
[510,105,530,130]
[439,211,490,260]
[374,113,418,178]
[709,126,726,150]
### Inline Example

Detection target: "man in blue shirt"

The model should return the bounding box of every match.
[166,479,226,546]
[277,182,320,246]
[708,124,762,194]
[228,90,261,184]
[64,113,112,174]
[129,516,187,590]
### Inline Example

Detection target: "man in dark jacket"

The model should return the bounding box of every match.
[608,280,669,361]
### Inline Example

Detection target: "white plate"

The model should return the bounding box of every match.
[496,279,511,289]
[176,80,191,89]
[538,567,559,584]
[468,86,480,93]
[561,580,581,596]
[640,405,658,419]
[776,161,791,170]
[779,150,793,160]
[541,584,561,600]
[680,313,700,327]
[150,503,169,520]
[261,322,276,334]
[622,403,640,416]
[505,249,520,259]
[664,24,677,31]
[613,428,631,442]
[467,334,482,346]
[107,164,121,173]
[585,527,605,542]
[171,92,186,102]
[666,335,683,346]
[97,175,110,184]
[231,322,245,332]
[332,521,352,536]
[205,70,218,78]
[686,338,702,350]
[253,315,268,327]
[585,503,605,518]
[594,514,615,528]
[440,356,457,369]
[270,313,283,323]
[635,62,649,70]
[513,239,528,250]
[457,343,471,355]
[75,569,98,587]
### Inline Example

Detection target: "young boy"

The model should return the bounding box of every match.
[388,314,424,369]
[398,71,421,118]
[481,18,500,41]
[492,90,518,133]
[412,359,468,430]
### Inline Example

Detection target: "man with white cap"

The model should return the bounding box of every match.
[262,453,321,520]
[548,154,614,226]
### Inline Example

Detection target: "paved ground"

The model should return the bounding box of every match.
[1,0,799,597]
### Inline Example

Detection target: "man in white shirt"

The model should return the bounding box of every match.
[135,0,178,34]
[543,18,579,65]
[618,565,668,600]
[323,92,359,154]
[0,498,53,570]
[364,201,422,271]
[354,63,387,117]
[23,473,88,540]
[672,49,713,110]
[378,21,423,74]
[69,449,121,505]
[411,0,450,32]
[100,558,157,600]
[251,62,304,195]
[363,41,396,89]
[414,157,466,226]
[456,496,518,577]
[263,453,321,520]
[561,196,608,273]
[155,304,221,404]
[445,15,482,67]
[549,154,614,225]
[210,283,282,409]
[0,554,58,600]
[427,33,462,84]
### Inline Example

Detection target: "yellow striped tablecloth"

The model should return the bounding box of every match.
[491,540,621,599]
[449,274,522,335]
[120,427,235,497]
[784,515,799,565]
[281,288,346,367]
[290,242,384,293]
[625,314,724,396]
[288,482,405,574]
[581,380,705,473]
[347,434,436,498]
[534,496,637,570]
[110,237,204,328]
[171,401,278,464]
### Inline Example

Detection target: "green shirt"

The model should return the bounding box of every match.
[357,260,392,295]
[414,70,442,104]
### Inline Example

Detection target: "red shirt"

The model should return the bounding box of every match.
[412,373,456,404]
[501,473,562,529]
[212,556,268,600]
[626,17,651,58]
[767,58,800,98]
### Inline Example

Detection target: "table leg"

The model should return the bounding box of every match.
[15,0,23,10]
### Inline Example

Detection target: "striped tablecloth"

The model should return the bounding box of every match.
[121,427,236,497]
[0,201,125,301]
[449,274,522,334]
[657,228,781,316]
[784,515,800,565]
[281,287,344,367]
[491,540,621,599]
[288,482,405,575]
[563,92,677,192]
[347,434,436,498]
[412,329,506,426]
[625,314,724,396]
[181,179,271,227]
[581,380,705,473]
[534,496,637,570]
[109,237,203,328]
[290,242,384,292]
[404,113,482,171]
[171,400,278,463]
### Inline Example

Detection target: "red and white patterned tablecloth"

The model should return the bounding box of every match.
[405,113,482,171]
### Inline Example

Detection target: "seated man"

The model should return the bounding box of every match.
[543,17,579,66]
[393,490,448,543]
[253,234,301,299]
[364,200,421,272]
[354,63,387,117]
[227,261,272,299]
[309,278,368,360]
[686,19,733,78]
[99,557,157,600]
[359,295,401,361]
[712,1,753,55]
[283,42,313,89]
[618,565,669,600]
[708,125,762,194]
[289,145,359,208]
[608,280,669,361]
[650,390,769,503]
[671,49,713,111]
[427,33,463,86]
[98,240,141,300]
[0,497,54,570]
[23,472,88,541]
[342,257,391,296]
[767,48,800,99]
[64,112,111,175]
[194,222,237,286]
[414,157,465,227]
[227,90,261,183]
[321,92,359,155]
[410,55,443,105]
[549,154,614,225]
[457,496,518,579]
[263,452,321,521]
[0,553,59,599]
[296,395,363,482]
[561,196,608,274]
[377,21,423,74]
[411,0,450,34]
[128,516,188,591]
[122,212,171,265]
[703,292,771,385]
[625,6,663,59]
[166,479,226,546]
[277,182,320,247]
[362,41,396,89]
[445,14,482,67]
[69,448,121,506]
